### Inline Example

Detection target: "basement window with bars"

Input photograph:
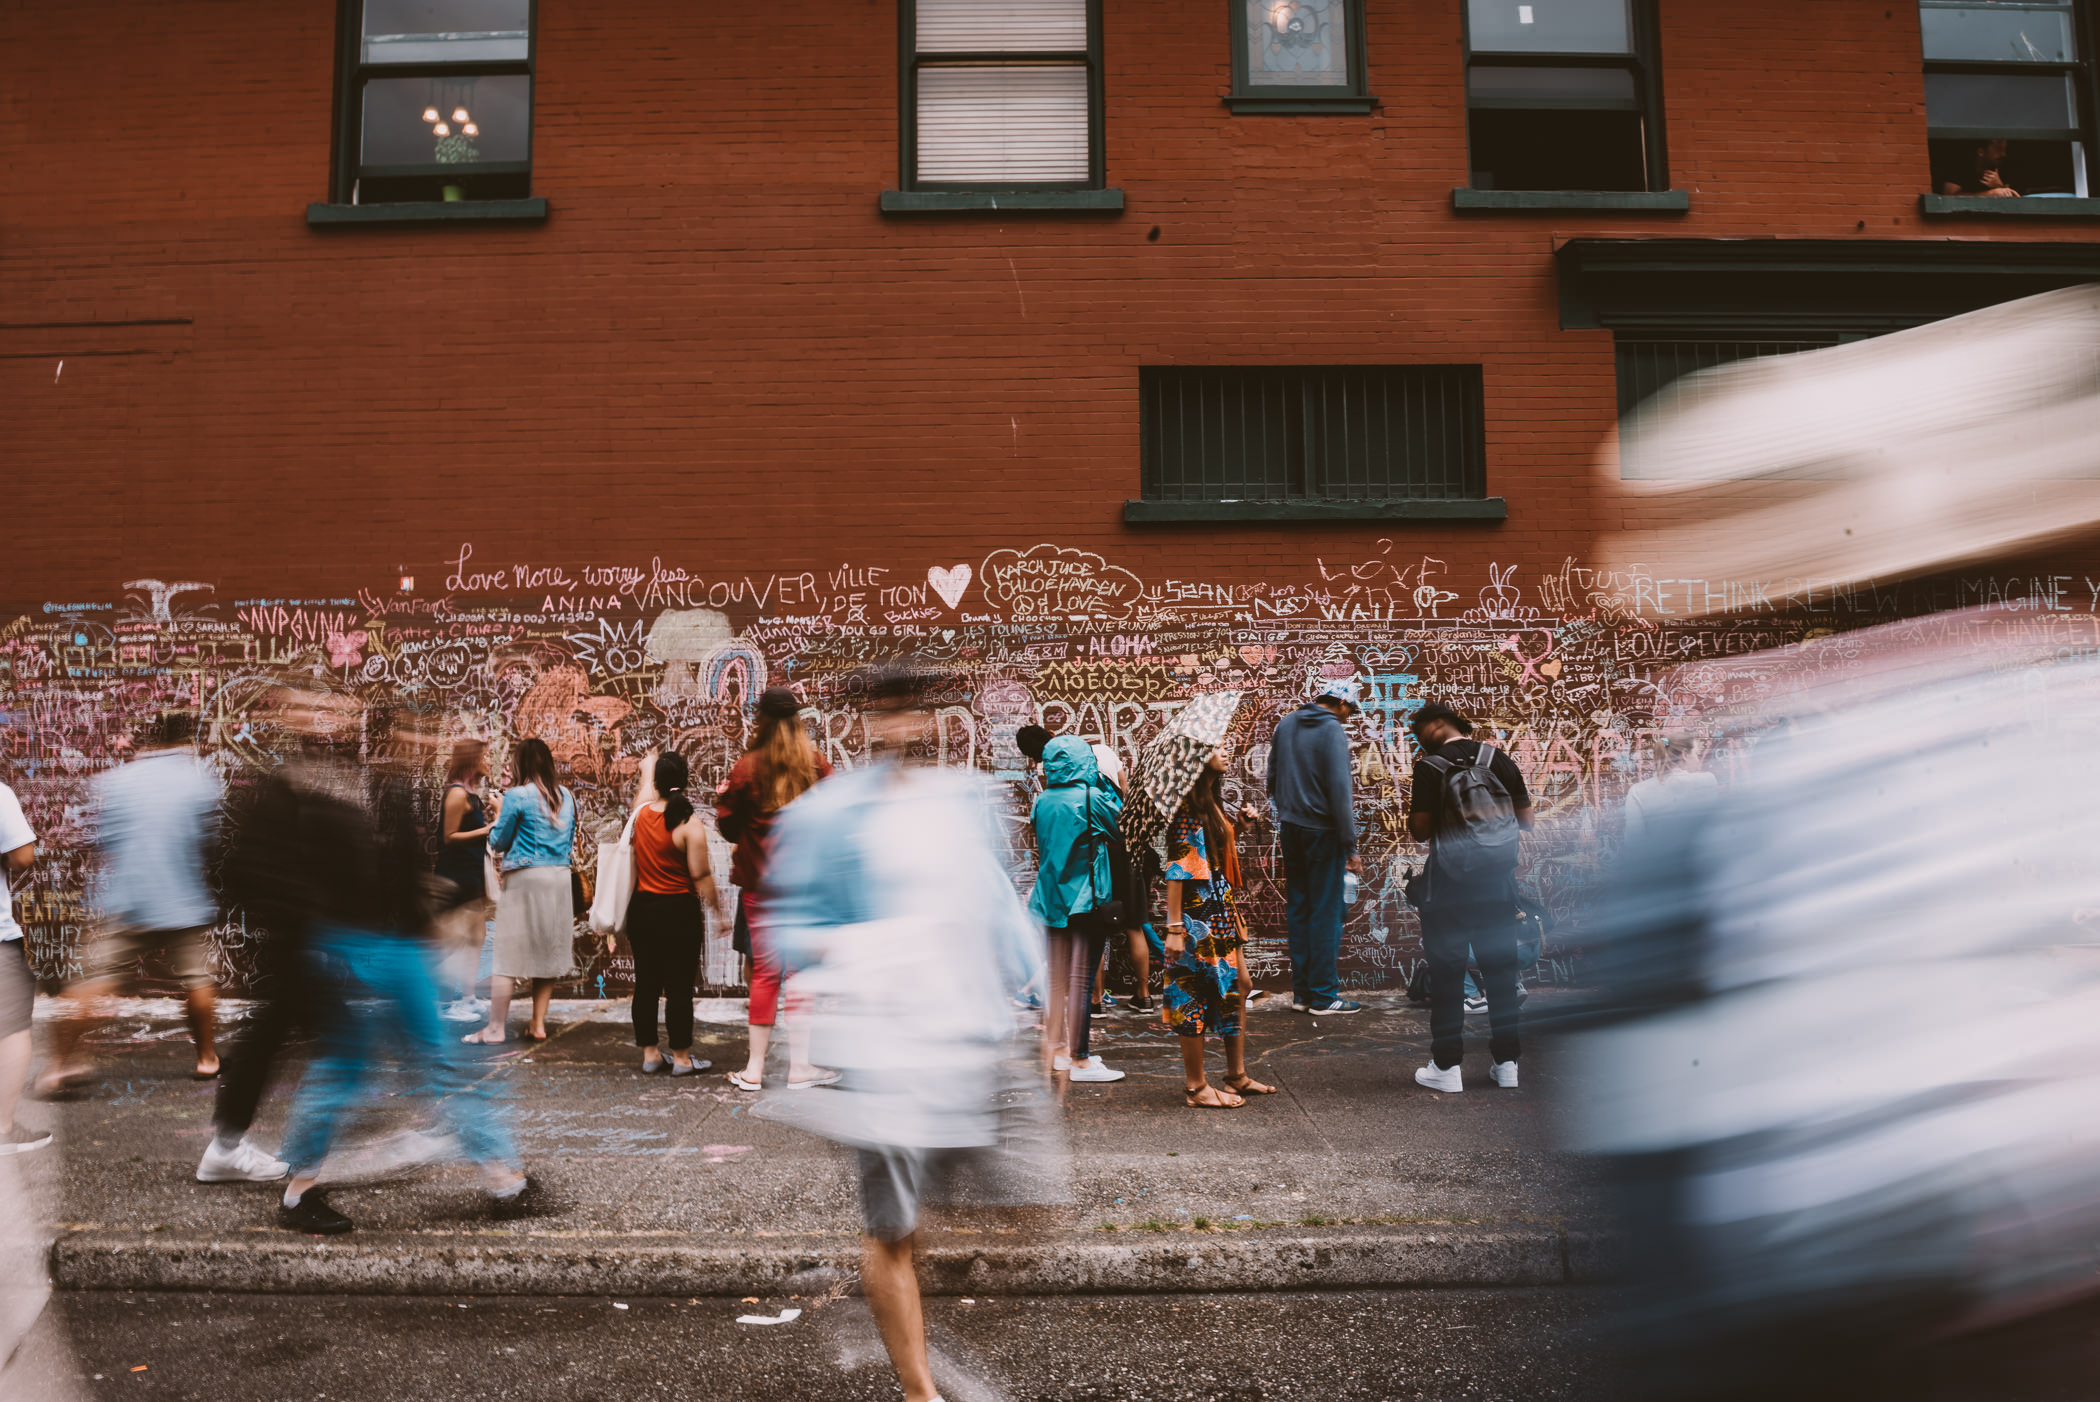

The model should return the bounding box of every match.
[1463,0,1666,192]
[332,0,534,204]
[1922,0,2097,197]
[1616,337,1841,477]
[899,0,1105,189]
[1139,367,1487,507]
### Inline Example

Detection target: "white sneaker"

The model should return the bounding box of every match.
[1490,1060,1519,1088]
[196,1137,290,1183]
[440,999,485,1023]
[1069,1058,1126,1083]
[1414,1061,1463,1093]
[1052,1055,1073,1071]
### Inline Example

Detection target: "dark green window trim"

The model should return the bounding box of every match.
[896,0,1108,196]
[1920,193,2100,216]
[879,189,1124,213]
[1226,0,1373,114]
[1453,188,1687,211]
[329,0,537,206]
[1462,0,1669,194]
[307,197,549,227]
[1124,499,1507,523]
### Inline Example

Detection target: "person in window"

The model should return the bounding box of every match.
[1940,138,2020,197]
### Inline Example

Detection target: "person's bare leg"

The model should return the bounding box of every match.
[786,1018,821,1083]
[739,1022,771,1083]
[0,1031,29,1129]
[1045,932,1073,1067]
[185,985,219,1076]
[861,1233,938,1402]
[1126,928,1150,1003]
[1181,1036,1240,1107]
[38,980,113,1091]
[463,975,512,1043]
[528,980,553,1038]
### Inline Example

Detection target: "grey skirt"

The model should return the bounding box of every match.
[492,865,576,980]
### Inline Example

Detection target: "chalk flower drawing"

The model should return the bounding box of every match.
[565,618,649,678]
[980,545,1143,621]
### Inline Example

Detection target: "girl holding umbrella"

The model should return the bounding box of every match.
[1123,692,1278,1109]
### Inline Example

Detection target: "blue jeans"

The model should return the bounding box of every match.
[1281,821,1345,1006]
[280,926,518,1175]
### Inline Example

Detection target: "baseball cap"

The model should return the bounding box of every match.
[1316,678,1362,711]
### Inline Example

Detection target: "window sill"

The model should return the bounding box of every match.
[1452,189,1689,212]
[1919,194,2100,218]
[880,189,1125,213]
[1223,94,1378,115]
[306,197,549,227]
[1123,498,1507,523]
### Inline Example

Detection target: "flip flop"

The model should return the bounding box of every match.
[461,1029,507,1045]
[786,1071,842,1091]
[727,1072,763,1092]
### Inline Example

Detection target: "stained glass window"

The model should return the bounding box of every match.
[1245,1,1350,87]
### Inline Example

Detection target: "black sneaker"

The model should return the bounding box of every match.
[1122,996,1156,1016]
[278,1192,353,1235]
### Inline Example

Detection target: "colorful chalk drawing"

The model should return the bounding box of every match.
[6,543,2097,994]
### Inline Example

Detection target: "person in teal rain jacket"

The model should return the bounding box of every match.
[1028,737,1127,1085]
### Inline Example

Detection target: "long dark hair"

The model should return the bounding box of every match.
[747,687,820,812]
[1184,763,1235,876]
[654,751,693,830]
[513,737,563,815]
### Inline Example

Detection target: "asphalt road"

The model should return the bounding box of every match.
[21,1288,1609,1402]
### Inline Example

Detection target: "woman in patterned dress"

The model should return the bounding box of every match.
[1160,743,1278,1108]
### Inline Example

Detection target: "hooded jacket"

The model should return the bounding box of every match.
[1267,703,1357,853]
[1027,736,1123,928]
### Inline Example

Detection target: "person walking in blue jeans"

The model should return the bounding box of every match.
[1266,679,1364,1016]
[270,705,533,1235]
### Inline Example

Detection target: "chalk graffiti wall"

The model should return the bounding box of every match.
[7,544,2097,994]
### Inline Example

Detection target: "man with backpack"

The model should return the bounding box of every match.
[1406,702,1533,1092]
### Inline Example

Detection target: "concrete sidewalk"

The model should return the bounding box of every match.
[22,992,1606,1297]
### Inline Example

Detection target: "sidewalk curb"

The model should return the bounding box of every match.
[52,1226,1593,1297]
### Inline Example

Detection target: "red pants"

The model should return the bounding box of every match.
[742,891,785,1027]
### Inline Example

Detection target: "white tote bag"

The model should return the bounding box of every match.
[588,809,639,936]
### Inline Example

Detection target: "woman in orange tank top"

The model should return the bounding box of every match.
[621,751,720,1074]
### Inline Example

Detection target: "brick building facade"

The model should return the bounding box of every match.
[6,1,2099,992]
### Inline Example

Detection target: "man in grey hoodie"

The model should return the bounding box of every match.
[1266,679,1364,1015]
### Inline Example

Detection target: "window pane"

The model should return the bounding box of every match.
[361,74,530,167]
[1924,71,2078,132]
[916,0,1088,53]
[917,65,1089,183]
[362,0,529,63]
[1469,107,1647,188]
[1920,4,2074,62]
[1467,0,1631,54]
[1244,1,1351,87]
[1468,64,1638,107]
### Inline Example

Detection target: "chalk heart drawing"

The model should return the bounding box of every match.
[928,563,973,610]
[980,544,1144,621]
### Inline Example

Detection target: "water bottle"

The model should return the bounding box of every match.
[1342,871,1360,906]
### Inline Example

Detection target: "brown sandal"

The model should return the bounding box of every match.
[1184,1084,1245,1109]
[1225,1075,1278,1095]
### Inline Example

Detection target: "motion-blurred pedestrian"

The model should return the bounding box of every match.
[1406,702,1533,1093]
[0,767,49,1154]
[1621,731,1718,845]
[764,665,1052,1402]
[42,711,223,1094]
[276,704,532,1234]
[434,739,498,1022]
[463,737,576,1045]
[717,686,832,1092]
[1268,679,1365,1016]
[622,751,718,1075]
[1028,735,1126,1086]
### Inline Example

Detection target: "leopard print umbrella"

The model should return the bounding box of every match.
[1120,690,1244,874]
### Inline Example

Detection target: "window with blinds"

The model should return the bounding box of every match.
[903,0,1102,188]
[1140,366,1488,504]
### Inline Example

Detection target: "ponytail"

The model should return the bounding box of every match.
[654,751,694,830]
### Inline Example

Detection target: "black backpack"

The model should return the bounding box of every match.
[1421,744,1521,885]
